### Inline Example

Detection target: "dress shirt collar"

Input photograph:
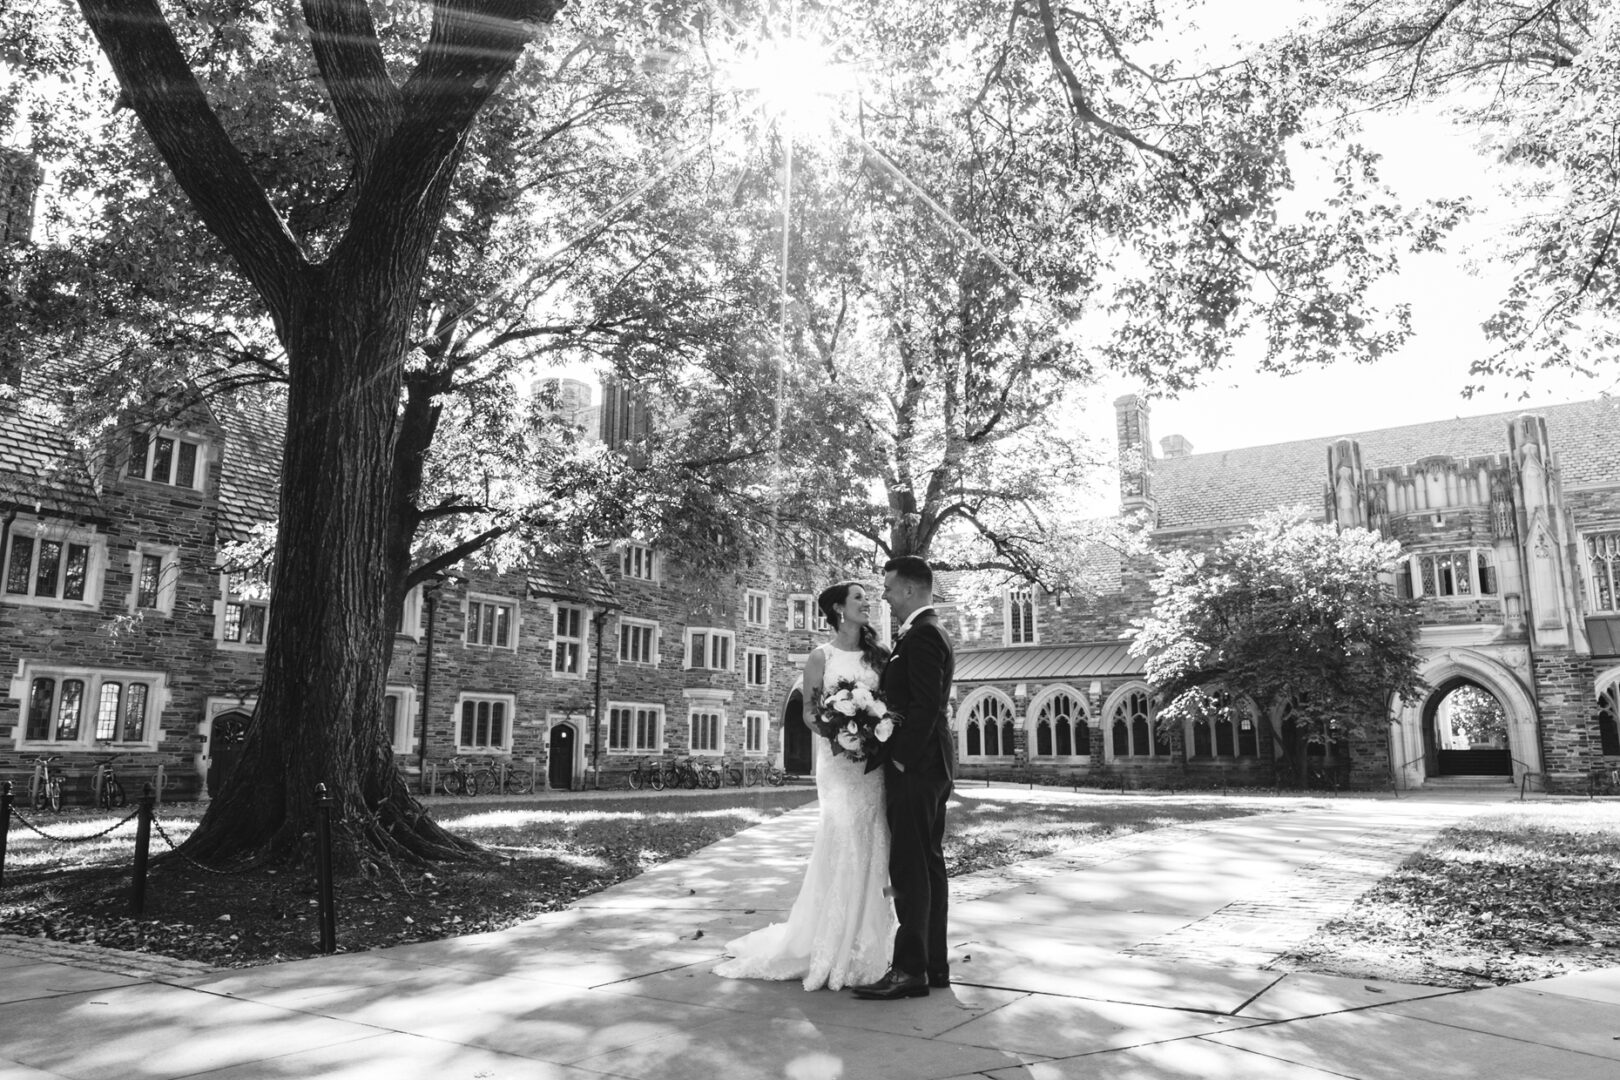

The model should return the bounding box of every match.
[895,605,934,640]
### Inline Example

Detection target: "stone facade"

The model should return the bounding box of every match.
[944,394,1620,793]
[6,361,1619,799]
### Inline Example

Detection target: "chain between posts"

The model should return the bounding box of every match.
[6,805,143,844]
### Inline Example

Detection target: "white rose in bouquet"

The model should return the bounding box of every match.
[832,696,858,716]
[850,686,875,709]
[873,717,895,742]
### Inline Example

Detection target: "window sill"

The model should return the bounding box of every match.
[1,595,100,612]
[17,740,161,753]
[215,640,267,653]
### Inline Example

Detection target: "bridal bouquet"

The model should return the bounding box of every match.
[811,678,899,773]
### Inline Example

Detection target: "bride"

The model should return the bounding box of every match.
[714,580,897,991]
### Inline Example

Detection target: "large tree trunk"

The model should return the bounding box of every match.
[184,271,476,866]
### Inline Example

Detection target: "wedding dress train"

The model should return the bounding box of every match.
[713,644,896,990]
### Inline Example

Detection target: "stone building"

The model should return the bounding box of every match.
[943,394,1620,793]
[0,371,831,801]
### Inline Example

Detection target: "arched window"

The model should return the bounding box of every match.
[961,691,1016,760]
[1030,688,1088,759]
[1598,682,1620,757]
[1187,693,1259,760]
[1108,687,1158,759]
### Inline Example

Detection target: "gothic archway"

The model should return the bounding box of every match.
[1390,649,1540,789]
[1422,678,1511,776]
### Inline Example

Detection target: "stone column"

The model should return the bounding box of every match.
[1114,394,1156,524]
[1324,439,1366,529]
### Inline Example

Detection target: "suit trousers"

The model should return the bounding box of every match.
[885,764,952,978]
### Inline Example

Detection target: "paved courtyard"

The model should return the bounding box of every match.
[3,788,1618,1079]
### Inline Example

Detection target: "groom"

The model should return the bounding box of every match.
[855,555,956,1000]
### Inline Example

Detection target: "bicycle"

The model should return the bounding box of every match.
[626,760,661,790]
[437,757,484,797]
[666,758,701,790]
[91,753,128,810]
[719,757,744,787]
[746,759,785,787]
[500,760,534,795]
[29,755,65,812]
[694,758,721,789]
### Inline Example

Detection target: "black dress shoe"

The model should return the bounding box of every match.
[928,972,950,988]
[851,968,929,1000]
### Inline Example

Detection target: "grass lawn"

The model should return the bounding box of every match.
[1284,802,1620,987]
[0,785,1270,968]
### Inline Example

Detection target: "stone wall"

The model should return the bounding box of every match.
[1534,651,1597,791]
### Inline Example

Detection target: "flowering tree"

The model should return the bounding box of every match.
[1132,510,1426,780]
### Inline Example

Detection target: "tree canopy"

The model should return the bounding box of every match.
[1299,0,1620,388]
[1132,509,1426,767]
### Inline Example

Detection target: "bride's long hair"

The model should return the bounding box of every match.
[817,581,890,674]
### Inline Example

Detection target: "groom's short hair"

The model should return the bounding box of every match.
[883,555,933,591]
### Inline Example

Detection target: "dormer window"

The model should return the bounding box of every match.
[621,543,656,582]
[129,429,205,490]
[1007,586,1036,645]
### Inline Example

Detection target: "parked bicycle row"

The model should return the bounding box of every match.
[7,754,149,813]
[624,756,785,790]
[426,755,787,795]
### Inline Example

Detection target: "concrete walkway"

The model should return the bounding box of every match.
[2,789,1618,1079]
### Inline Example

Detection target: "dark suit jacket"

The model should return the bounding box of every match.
[879,610,957,780]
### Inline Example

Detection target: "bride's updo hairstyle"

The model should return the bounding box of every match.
[817,580,890,674]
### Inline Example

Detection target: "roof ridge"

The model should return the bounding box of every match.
[1160,396,1614,462]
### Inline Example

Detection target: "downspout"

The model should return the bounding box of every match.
[417,580,439,793]
[591,606,609,789]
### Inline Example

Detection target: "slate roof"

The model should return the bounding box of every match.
[528,558,620,608]
[210,389,284,541]
[955,641,1142,684]
[0,366,103,520]
[1151,397,1620,529]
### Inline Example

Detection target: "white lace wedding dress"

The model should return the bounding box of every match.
[713,644,896,990]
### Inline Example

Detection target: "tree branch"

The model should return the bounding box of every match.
[76,0,309,332]
[301,0,402,181]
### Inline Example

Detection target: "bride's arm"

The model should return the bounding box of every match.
[800,648,826,731]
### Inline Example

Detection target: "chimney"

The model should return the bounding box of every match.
[1114,394,1156,522]
[0,148,41,250]
[1159,434,1193,459]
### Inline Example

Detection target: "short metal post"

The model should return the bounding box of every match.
[129,785,155,915]
[0,781,13,888]
[315,782,337,954]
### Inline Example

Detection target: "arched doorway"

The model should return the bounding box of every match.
[548,723,576,790]
[207,710,252,797]
[1422,678,1511,776]
[782,689,811,775]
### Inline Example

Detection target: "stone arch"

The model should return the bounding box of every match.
[1390,649,1540,789]
[547,717,580,791]
[1594,665,1620,757]
[1025,684,1091,760]
[957,687,1018,763]
[1101,682,1163,763]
